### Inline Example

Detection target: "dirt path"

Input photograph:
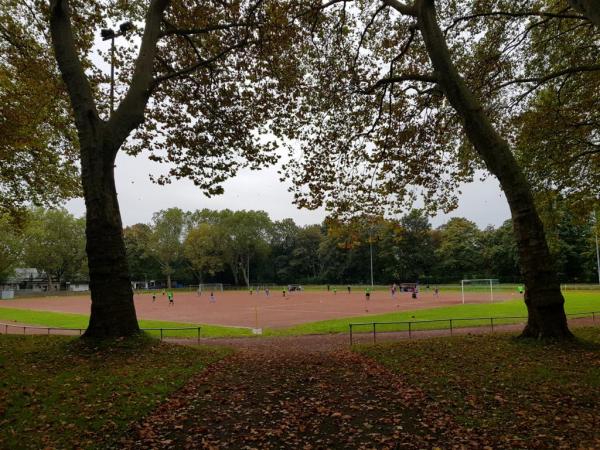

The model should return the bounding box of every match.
[122,342,485,449]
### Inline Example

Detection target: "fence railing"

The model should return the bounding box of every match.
[348,311,599,345]
[0,323,203,343]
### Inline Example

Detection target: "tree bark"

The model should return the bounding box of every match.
[415,0,572,339]
[82,135,139,338]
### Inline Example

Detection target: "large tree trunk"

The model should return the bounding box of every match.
[82,136,139,338]
[416,0,572,339]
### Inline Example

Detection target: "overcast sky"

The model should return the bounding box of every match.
[64,28,512,229]
[64,151,511,229]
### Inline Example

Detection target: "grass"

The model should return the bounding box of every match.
[0,334,231,449]
[356,327,600,448]
[0,308,253,338]
[265,291,600,336]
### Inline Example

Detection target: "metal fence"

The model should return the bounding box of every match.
[0,323,203,343]
[348,311,599,345]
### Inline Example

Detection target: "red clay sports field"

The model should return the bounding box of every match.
[0,289,521,329]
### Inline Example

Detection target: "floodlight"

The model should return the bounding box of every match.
[119,21,134,34]
[101,28,115,40]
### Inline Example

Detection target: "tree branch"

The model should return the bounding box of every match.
[108,0,171,149]
[161,21,256,36]
[381,0,416,17]
[48,0,98,131]
[445,10,587,33]
[497,64,600,90]
[369,73,437,92]
[152,38,253,85]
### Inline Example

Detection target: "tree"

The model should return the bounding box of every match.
[0,214,24,283]
[276,0,592,338]
[289,225,323,281]
[434,218,483,280]
[147,208,187,289]
[480,221,520,282]
[270,219,301,283]
[0,3,80,218]
[1,0,300,336]
[183,223,225,283]
[22,208,86,289]
[395,210,435,281]
[221,210,272,287]
[123,223,162,283]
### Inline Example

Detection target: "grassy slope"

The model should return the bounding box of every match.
[0,335,231,449]
[356,328,600,448]
[0,308,252,338]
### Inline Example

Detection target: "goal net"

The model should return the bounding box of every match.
[197,283,224,295]
[461,279,499,304]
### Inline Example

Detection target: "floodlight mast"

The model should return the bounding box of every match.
[100,21,134,115]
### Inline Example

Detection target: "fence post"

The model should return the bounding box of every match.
[48,328,51,335]
[490,317,494,333]
[408,322,412,339]
[79,329,82,335]
[373,323,376,344]
[197,327,200,344]
[349,324,353,346]
[593,312,596,324]
[160,328,163,341]
[5,324,8,334]
[449,319,453,336]
[23,326,26,335]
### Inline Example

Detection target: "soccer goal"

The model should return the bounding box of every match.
[461,279,499,304]
[197,283,224,295]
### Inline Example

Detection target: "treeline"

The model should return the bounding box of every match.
[123,207,598,286]
[1,207,597,288]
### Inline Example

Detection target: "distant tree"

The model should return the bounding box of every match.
[147,208,187,289]
[434,218,482,281]
[480,221,520,282]
[221,211,272,287]
[183,223,225,283]
[0,214,24,283]
[22,208,86,289]
[270,219,301,283]
[289,225,323,281]
[395,210,435,282]
[123,224,162,283]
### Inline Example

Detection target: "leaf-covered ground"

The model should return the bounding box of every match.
[2,328,600,448]
[126,329,600,449]
[0,335,230,449]
[359,328,600,448]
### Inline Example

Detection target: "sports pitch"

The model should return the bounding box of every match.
[0,288,523,329]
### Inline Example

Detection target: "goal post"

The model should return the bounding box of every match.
[197,283,224,295]
[461,279,499,304]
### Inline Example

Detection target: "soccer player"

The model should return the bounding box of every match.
[152,293,156,302]
[168,291,174,306]
[282,288,286,297]
[347,285,351,294]
[265,287,270,297]
[210,292,216,303]
[365,288,371,301]
[333,287,337,295]
[518,285,524,295]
